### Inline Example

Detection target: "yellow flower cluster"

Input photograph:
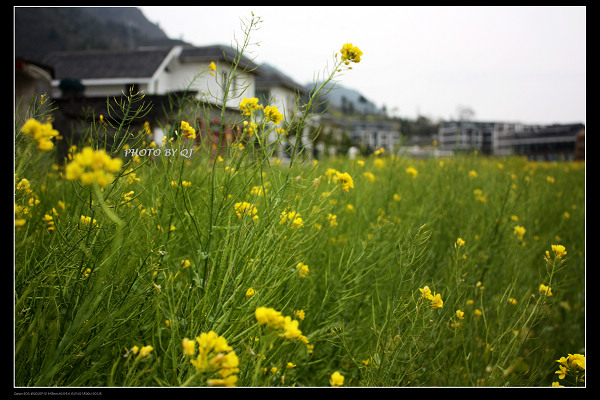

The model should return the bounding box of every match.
[553,353,585,386]
[238,97,284,133]
[513,225,526,240]
[250,185,267,197]
[20,118,59,151]
[405,167,418,179]
[234,202,258,220]
[340,43,363,64]
[44,214,55,231]
[334,172,354,192]
[280,210,303,228]
[263,105,283,125]
[473,188,487,203]
[330,371,344,386]
[254,307,309,342]
[296,262,309,278]
[80,215,98,227]
[419,286,444,308]
[180,120,196,139]
[363,171,375,183]
[129,345,153,358]
[326,213,338,227]
[324,168,354,192]
[239,97,263,115]
[182,331,239,387]
[15,177,41,227]
[551,244,567,258]
[539,283,553,297]
[65,147,123,187]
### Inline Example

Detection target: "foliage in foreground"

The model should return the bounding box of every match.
[14,13,585,388]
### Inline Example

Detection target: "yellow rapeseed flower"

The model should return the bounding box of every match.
[139,345,153,358]
[514,225,526,240]
[282,316,302,339]
[405,167,418,178]
[234,202,258,219]
[180,121,196,139]
[263,105,283,125]
[255,307,285,330]
[255,306,306,343]
[551,244,567,258]
[362,171,375,183]
[296,262,309,278]
[567,353,585,370]
[340,43,363,64]
[419,286,434,300]
[280,210,303,228]
[431,293,444,309]
[44,214,54,231]
[334,171,354,192]
[182,338,196,356]
[239,97,263,115]
[184,331,239,386]
[80,215,98,227]
[330,371,345,386]
[20,118,59,151]
[325,168,339,181]
[65,147,123,187]
[539,284,553,297]
[327,213,338,227]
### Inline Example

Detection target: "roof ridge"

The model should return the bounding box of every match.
[45,46,176,57]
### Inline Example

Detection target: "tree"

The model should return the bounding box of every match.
[456,105,475,121]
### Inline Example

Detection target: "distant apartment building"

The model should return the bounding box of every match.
[350,118,402,153]
[307,115,401,157]
[438,120,585,160]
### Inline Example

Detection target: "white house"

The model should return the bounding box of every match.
[254,63,310,160]
[44,44,257,102]
[43,45,310,155]
[43,44,260,144]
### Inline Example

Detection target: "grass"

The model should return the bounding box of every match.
[14,13,585,389]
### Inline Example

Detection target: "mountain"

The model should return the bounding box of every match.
[14,7,187,63]
[14,7,385,117]
[305,80,385,117]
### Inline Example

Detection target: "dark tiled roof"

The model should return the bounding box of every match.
[255,64,307,95]
[179,44,259,72]
[43,47,174,80]
[43,45,261,81]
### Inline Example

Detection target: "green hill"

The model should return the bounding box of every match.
[14,7,187,63]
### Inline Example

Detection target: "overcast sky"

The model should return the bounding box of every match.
[138,6,586,125]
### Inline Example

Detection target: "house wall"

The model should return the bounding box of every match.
[160,59,255,108]
[265,85,298,122]
[48,48,256,109]
[15,62,53,110]
[78,81,150,97]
